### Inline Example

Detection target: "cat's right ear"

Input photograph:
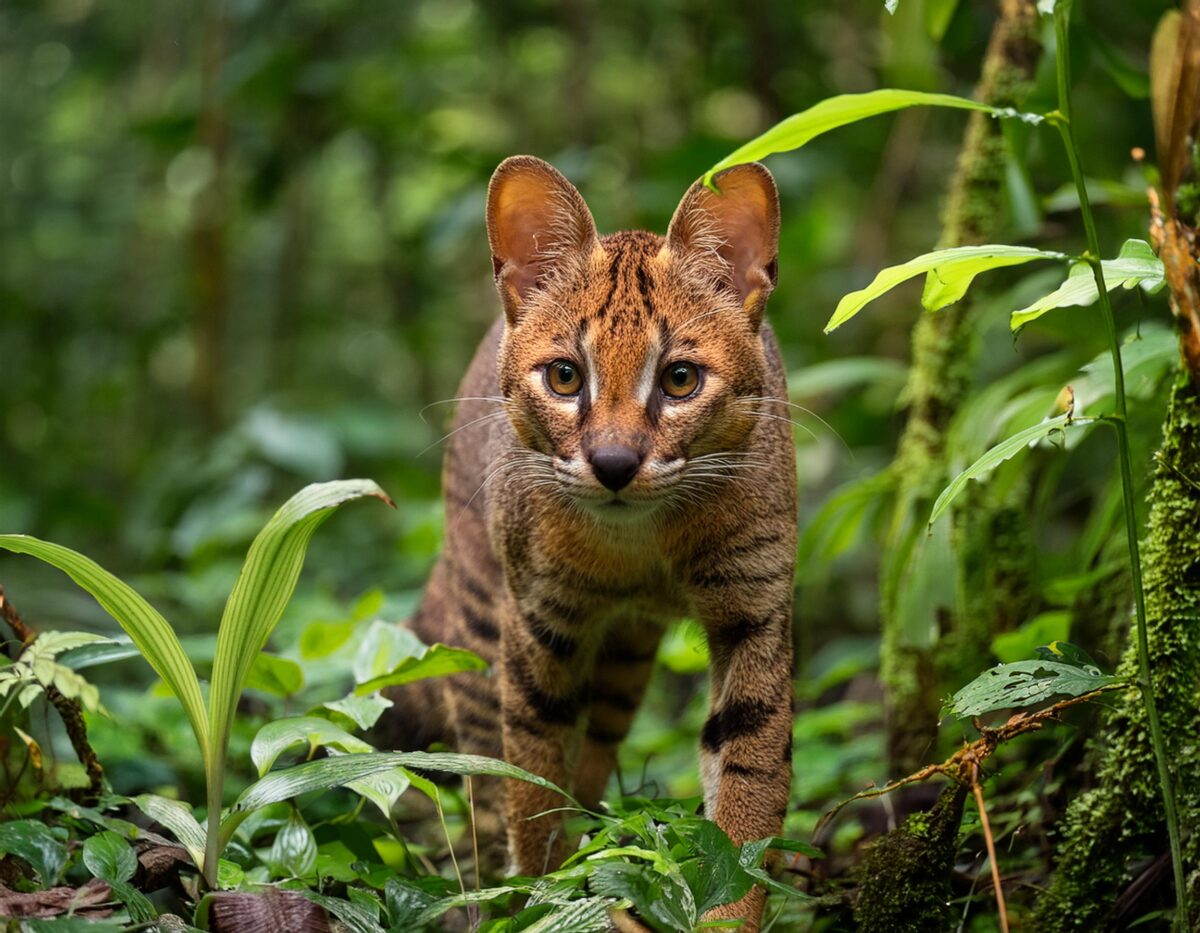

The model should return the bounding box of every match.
[487,156,598,324]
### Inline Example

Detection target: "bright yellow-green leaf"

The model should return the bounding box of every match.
[826,245,1065,333]
[704,89,1040,187]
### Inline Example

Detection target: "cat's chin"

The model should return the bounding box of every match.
[573,496,663,526]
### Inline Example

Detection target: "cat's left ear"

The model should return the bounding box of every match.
[664,163,780,330]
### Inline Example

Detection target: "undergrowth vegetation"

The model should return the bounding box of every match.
[3,0,1198,930]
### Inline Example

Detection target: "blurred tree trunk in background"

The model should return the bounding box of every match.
[1038,10,1200,922]
[880,0,1042,775]
[189,0,229,430]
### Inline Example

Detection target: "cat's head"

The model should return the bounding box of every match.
[486,155,780,522]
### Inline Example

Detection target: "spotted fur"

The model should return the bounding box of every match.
[382,157,796,930]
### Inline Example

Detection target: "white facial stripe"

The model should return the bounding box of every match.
[584,337,599,401]
[634,345,659,405]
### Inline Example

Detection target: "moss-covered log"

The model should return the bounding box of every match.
[854,782,969,932]
[1035,374,1200,930]
[881,0,1042,774]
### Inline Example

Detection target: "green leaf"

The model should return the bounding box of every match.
[1034,640,1102,670]
[991,612,1072,663]
[222,751,574,846]
[704,89,1038,186]
[110,879,158,924]
[83,831,138,884]
[519,897,617,933]
[299,619,357,660]
[354,643,488,695]
[132,793,206,871]
[250,716,374,777]
[243,652,305,696]
[0,819,67,886]
[786,356,908,400]
[206,480,392,826]
[59,635,141,670]
[929,413,1076,526]
[315,694,393,730]
[0,535,209,761]
[674,821,752,916]
[328,748,411,820]
[297,889,387,933]
[352,620,426,683]
[1011,239,1165,331]
[826,245,1064,333]
[946,659,1126,719]
[267,806,317,880]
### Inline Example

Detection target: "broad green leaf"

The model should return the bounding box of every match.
[206,480,392,823]
[1011,239,1165,331]
[674,820,752,916]
[222,750,574,845]
[243,652,304,696]
[352,619,425,683]
[132,793,206,871]
[267,806,317,880]
[520,897,616,933]
[354,642,488,695]
[946,659,1126,719]
[704,89,1038,186]
[1071,323,1178,413]
[323,748,412,819]
[826,245,1064,333]
[83,831,138,884]
[299,618,357,659]
[25,631,111,658]
[929,413,1076,526]
[250,715,373,777]
[0,536,209,760]
[0,819,67,885]
[315,693,393,730]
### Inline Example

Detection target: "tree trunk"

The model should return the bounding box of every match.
[1034,374,1200,930]
[881,0,1042,774]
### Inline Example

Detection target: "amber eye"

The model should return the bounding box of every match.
[546,359,583,396]
[661,362,701,399]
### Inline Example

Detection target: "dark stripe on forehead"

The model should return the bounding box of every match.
[594,250,622,321]
[636,264,656,321]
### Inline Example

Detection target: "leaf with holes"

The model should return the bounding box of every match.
[945,659,1127,719]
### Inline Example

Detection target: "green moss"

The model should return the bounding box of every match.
[855,783,969,932]
[1036,376,1200,929]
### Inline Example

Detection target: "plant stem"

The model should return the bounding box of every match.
[1051,2,1187,926]
[204,758,223,889]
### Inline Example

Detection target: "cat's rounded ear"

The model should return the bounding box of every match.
[664,163,780,330]
[487,156,598,324]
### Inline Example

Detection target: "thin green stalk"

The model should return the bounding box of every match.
[1050,2,1187,925]
[205,756,223,889]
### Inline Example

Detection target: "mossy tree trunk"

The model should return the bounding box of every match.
[881,0,1042,774]
[1034,374,1200,930]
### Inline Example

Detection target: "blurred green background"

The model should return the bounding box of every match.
[0,0,1173,824]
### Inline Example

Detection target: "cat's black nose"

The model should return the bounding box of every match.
[588,445,642,492]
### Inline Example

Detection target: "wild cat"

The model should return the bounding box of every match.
[384,155,797,929]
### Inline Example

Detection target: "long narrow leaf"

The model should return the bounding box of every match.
[928,414,1078,526]
[132,794,207,871]
[0,536,209,760]
[207,480,393,784]
[825,245,1065,333]
[704,89,1040,186]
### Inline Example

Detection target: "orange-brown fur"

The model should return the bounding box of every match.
[384,157,797,930]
